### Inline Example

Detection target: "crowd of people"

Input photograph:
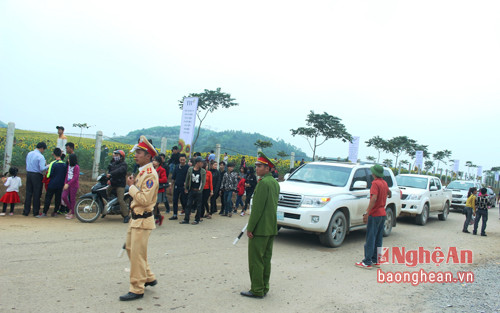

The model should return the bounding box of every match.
[22,138,80,219]
[152,146,259,226]
[0,126,84,219]
[0,126,264,224]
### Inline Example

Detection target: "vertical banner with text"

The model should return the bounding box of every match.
[453,160,460,175]
[415,151,424,171]
[179,97,199,157]
[348,136,360,163]
[476,166,483,178]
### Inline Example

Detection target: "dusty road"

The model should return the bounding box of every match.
[1,207,499,313]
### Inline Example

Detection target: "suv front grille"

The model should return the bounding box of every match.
[452,194,462,198]
[278,193,302,208]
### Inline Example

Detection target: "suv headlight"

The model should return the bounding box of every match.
[302,196,331,208]
[407,194,422,201]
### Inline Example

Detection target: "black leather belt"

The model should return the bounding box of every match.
[131,212,153,219]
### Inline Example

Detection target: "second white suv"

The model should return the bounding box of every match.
[278,161,401,248]
[445,180,482,210]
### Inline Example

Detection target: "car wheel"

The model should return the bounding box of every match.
[319,210,347,248]
[416,203,429,226]
[438,202,449,221]
[383,207,393,237]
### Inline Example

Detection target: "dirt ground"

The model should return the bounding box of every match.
[1,196,499,313]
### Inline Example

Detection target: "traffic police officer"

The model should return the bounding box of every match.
[241,152,280,298]
[119,136,159,301]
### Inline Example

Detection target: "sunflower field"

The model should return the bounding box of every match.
[0,129,296,177]
[0,129,134,173]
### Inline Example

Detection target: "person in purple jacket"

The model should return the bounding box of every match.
[62,154,80,219]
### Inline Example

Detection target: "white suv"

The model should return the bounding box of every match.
[278,162,401,248]
[445,180,482,210]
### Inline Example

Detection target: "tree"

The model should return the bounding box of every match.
[254,139,273,151]
[407,144,429,160]
[277,150,289,158]
[484,166,500,186]
[383,159,393,168]
[424,160,434,172]
[432,149,452,174]
[365,136,388,163]
[72,122,91,145]
[366,156,376,162]
[290,111,352,160]
[465,161,478,179]
[407,143,428,171]
[465,160,473,171]
[399,159,410,169]
[385,136,416,168]
[178,88,238,151]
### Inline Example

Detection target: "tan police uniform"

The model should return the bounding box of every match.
[126,162,158,294]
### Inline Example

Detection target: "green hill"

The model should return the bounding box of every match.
[112,126,309,160]
[0,121,7,128]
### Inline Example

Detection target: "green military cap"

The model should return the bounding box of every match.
[255,151,275,168]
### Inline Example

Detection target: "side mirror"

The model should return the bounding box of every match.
[283,173,290,181]
[353,181,367,189]
[430,186,438,191]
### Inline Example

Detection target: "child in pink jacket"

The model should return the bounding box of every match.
[62,154,80,219]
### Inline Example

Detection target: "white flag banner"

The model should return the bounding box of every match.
[415,151,424,169]
[476,166,483,177]
[348,136,360,163]
[495,172,499,182]
[179,97,199,156]
[453,160,460,173]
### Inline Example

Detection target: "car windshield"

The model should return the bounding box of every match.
[446,181,474,190]
[396,176,428,189]
[288,164,352,187]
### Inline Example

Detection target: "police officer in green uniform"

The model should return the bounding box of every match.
[241,152,280,299]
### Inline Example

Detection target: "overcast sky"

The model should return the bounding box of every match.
[1,0,499,173]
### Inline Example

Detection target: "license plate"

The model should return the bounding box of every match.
[277,211,284,221]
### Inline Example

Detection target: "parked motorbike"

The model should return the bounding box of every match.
[75,173,131,223]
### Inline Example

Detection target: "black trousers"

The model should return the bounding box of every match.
[24,172,43,216]
[43,187,63,214]
[473,210,488,235]
[172,185,187,216]
[210,190,220,214]
[218,190,226,213]
[164,197,171,213]
[244,190,254,211]
[184,190,202,222]
[202,189,211,216]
